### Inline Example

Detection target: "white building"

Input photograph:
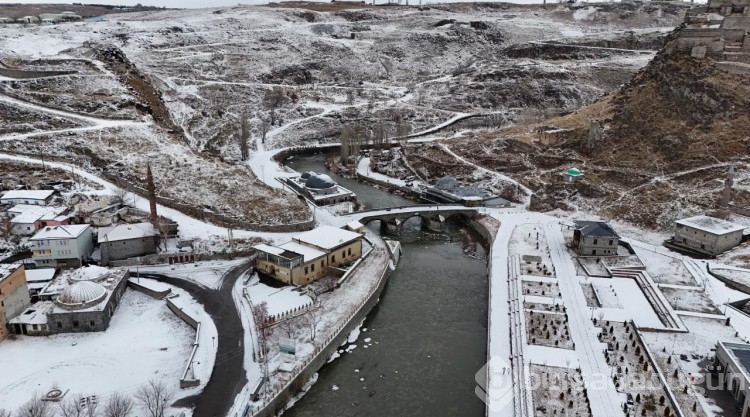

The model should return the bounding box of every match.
[713,341,750,417]
[673,215,745,256]
[1,190,56,206]
[30,225,94,268]
[7,205,69,235]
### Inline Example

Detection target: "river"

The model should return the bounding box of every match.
[283,153,489,417]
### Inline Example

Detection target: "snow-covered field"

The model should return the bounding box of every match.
[0,290,195,412]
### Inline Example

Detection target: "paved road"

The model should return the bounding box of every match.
[141,260,252,417]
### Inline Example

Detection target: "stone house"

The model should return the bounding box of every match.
[573,220,620,256]
[254,225,364,286]
[673,215,744,256]
[0,264,31,342]
[30,224,94,268]
[9,267,128,335]
[8,205,69,236]
[97,222,158,266]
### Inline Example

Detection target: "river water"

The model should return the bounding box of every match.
[283,154,489,417]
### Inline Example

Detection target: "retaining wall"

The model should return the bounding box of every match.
[127,279,171,299]
[355,171,421,199]
[708,265,750,295]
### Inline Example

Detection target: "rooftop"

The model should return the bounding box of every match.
[278,241,326,262]
[292,225,362,250]
[676,215,745,235]
[0,263,22,284]
[24,268,56,283]
[98,222,157,242]
[30,224,90,240]
[1,189,55,202]
[574,220,620,239]
[721,341,750,381]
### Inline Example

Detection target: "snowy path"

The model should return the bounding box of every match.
[545,221,622,417]
[440,143,533,204]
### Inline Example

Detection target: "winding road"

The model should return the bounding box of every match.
[141,260,252,417]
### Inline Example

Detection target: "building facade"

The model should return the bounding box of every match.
[673,215,744,256]
[254,226,364,286]
[30,225,94,268]
[713,341,750,417]
[573,220,620,256]
[98,222,158,266]
[0,264,31,342]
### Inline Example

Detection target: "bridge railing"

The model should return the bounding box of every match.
[350,204,472,215]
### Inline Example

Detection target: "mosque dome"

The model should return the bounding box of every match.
[56,281,107,309]
[305,173,336,189]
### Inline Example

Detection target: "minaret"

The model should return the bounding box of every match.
[146,163,157,223]
[721,164,735,207]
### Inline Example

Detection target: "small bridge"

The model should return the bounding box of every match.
[343,205,479,234]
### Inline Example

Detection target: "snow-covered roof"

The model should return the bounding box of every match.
[675,215,745,235]
[0,263,21,284]
[11,213,44,224]
[57,281,107,306]
[24,268,56,283]
[292,225,362,250]
[278,241,326,262]
[98,222,156,242]
[9,302,53,325]
[1,189,55,202]
[574,220,620,239]
[30,224,90,240]
[67,265,110,282]
[346,220,364,231]
[253,243,286,257]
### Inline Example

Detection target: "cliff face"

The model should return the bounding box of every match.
[586,23,750,172]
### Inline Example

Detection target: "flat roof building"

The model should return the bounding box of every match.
[254,226,364,286]
[672,215,744,256]
[1,190,55,206]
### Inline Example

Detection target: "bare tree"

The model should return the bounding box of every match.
[17,394,54,417]
[239,113,250,161]
[263,87,286,125]
[104,394,134,417]
[252,301,271,358]
[113,188,134,207]
[259,116,270,144]
[279,315,303,339]
[58,394,86,417]
[339,125,352,167]
[0,408,11,417]
[307,307,321,342]
[135,380,174,417]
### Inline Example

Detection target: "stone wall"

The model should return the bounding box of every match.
[101,237,157,266]
[127,279,171,299]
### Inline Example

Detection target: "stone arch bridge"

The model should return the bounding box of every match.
[346,205,479,234]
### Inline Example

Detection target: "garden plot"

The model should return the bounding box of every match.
[593,283,624,309]
[580,282,601,308]
[522,280,562,298]
[597,321,674,417]
[635,248,697,286]
[510,224,555,278]
[660,287,721,314]
[640,316,747,417]
[529,365,592,417]
[525,301,566,313]
[526,310,574,350]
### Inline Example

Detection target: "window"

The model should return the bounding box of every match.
[342,250,346,258]
[348,248,351,256]
[321,260,324,268]
[32,325,37,331]
[90,321,96,327]
[73,320,79,328]
[305,266,308,274]
[311,263,315,272]
[57,321,62,329]
[332,255,336,262]
[701,244,705,249]
[592,249,597,255]
[593,239,598,245]
[608,240,613,246]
